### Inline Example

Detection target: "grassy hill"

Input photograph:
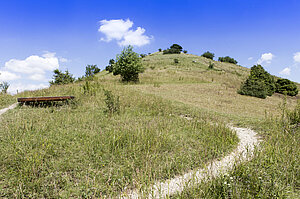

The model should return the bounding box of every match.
[0,52,299,198]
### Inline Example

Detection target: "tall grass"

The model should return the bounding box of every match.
[173,100,300,198]
[0,93,15,109]
[0,80,238,198]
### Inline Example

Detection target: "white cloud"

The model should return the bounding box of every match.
[8,83,49,94]
[59,57,70,63]
[293,52,300,63]
[29,73,47,81]
[257,53,274,65]
[98,19,151,47]
[0,70,21,81]
[279,67,291,76]
[248,57,253,61]
[4,52,59,75]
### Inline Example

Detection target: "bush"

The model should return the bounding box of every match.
[85,65,100,78]
[0,81,9,94]
[50,69,75,85]
[140,54,147,58]
[218,56,238,64]
[105,59,115,73]
[103,89,120,115]
[238,78,267,99]
[238,65,276,98]
[183,50,187,54]
[163,44,183,54]
[287,100,300,126]
[113,46,144,82]
[249,65,275,96]
[158,48,162,52]
[174,58,179,64]
[276,78,298,96]
[201,51,215,60]
[208,62,214,69]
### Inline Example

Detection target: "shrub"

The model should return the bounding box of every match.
[208,62,214,69]
[0,81,9,94]
[276,78,298,96]
[287,100,300,126]
[249,65,275,96]
[201,51,215,60]
[163,44,183,54]
[85,65,100,78]
[218,56,238,64]
[105,59,115,73]
[50,69,75,85]
[113,46,144,82]
[140,54,147,58]
[238,78,267,99]
[238,65,276,98]
[183,50,187,54]
[174,58,179,64]
[103,89,120,115]
[158,48,162,52]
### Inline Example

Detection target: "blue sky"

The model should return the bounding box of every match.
[0,0,299,93]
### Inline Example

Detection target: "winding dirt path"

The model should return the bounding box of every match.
[0,103,17,116]
[120,126,260,199]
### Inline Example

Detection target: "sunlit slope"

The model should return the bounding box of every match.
[129,53,298,124]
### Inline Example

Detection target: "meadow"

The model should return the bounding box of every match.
[0,52,299,198]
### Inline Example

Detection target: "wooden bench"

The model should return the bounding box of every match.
[18,96,75,105]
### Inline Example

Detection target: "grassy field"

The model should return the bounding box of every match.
[0,94,16,109]
[0,52,299,198]
[0,79,238,197]
[172,101,300,198]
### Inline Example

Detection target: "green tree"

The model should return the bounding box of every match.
[238,78,267,99]
[249,65,275,96]
[0,81,9,94]
[218,56,238,64]
[238,65,276,98]
[105,59,115,73]
[85,64,100,78]
[276,78,298,96]
[201,51,215,60]
[163,44,183,54]
[113,46,144,82]
[50,69,75,85]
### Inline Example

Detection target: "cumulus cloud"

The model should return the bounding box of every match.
[293,52,300,63]
[279,67,291,76]
[8,83,49,94]
[257,53,274,65]
[4,52,59,75]
[98,19,152,47]
[0,70,21,81]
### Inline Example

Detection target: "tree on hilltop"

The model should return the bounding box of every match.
[113,46,144,82]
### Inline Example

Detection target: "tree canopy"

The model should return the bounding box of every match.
[113,46,144,82]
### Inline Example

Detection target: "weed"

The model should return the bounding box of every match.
[103,89,120,115]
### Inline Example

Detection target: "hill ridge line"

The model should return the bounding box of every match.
[120,126,260,199]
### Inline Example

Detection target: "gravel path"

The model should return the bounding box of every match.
[120,126,260,199]
[0,103,17,116]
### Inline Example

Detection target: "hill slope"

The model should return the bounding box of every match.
[0,52,298,198]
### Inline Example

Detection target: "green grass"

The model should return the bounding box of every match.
[1,52,299,198]
[0,94,15,109]
[172,101,300,198]
[0,79,238,198]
